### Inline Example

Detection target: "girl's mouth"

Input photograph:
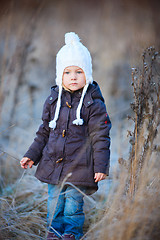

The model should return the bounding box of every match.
[70,83,77,85]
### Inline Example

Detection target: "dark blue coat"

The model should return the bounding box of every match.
[24,81,111,192]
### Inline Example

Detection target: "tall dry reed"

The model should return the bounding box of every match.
[84,47,160,240]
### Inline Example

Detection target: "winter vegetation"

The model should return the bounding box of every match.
[84,47,160,240]
[0,47,159,240]
[0,1,160,239]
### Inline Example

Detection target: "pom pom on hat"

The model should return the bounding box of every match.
[65,32,80,45]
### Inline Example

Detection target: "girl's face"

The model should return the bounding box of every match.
[62,66,86,91]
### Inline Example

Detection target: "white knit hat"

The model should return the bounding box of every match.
[49,32,93,129]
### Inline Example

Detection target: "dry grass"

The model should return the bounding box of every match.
[84,47,160,240]
[0,173,47,240]
[85,157,160,240]
[0,47,160,240]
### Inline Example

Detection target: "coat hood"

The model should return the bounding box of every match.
[48,81,104,107]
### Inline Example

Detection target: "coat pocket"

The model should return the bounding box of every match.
[65,147,88,167]
[36,155,55,179]
[65,138,91,167]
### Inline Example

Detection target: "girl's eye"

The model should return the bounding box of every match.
[77,71,82,74]
[64,71,70,74]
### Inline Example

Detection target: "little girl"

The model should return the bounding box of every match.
[20,32,111,240]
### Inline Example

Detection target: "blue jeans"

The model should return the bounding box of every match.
[47,184,86,240]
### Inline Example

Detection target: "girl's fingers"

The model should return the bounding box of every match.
[20,159,27,165]
[94,173,100,182]
[99,175,103,181]
[21,163,27,169]
[94,173,97,179]
[94,173,98,182]
[20,158,30,168]
[101,174,106,180]
[94,173,106,182]
[28,161,33,168]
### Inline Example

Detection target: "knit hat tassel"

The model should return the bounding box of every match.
[49,119,56,129]
[72,84,89,126]
[49,85,63,129]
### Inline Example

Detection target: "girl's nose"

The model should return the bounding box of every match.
[71,72,77,80]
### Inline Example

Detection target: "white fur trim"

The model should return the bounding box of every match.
[72,84,89,126]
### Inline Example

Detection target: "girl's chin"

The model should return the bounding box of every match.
[69,85,81,91]
[63,83,84,92]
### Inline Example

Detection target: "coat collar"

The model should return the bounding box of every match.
[48,81,102,107]
[47,85,58,104]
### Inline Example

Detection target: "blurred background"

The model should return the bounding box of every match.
[0,0,160,182]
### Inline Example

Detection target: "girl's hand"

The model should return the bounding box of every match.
[20,157,34,169]
[94,173,106,182]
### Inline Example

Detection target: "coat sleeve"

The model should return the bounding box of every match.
[23,98,50,165]
[88,99,111,175]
